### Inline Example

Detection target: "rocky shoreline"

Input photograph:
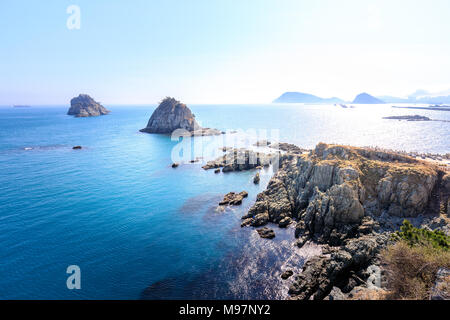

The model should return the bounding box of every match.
[218,142,449,299]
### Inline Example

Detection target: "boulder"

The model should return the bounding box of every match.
[219,191,248,206]
[253,172,260,184]
[256,227,275,239]
[281,270,294,280]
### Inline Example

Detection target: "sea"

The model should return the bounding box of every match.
[0,103,449,299]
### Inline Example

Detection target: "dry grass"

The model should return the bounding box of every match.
[381,241,450,300]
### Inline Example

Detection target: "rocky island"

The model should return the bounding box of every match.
[237,142,449,299]
[352,93,385,104]
[140,97,223,136]
[383,115,431,121]
[68,94,110,117]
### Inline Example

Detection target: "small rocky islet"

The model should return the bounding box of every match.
[68,94,110,117]
[140,97,223,136]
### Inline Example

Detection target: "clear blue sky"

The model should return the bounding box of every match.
[1,0,450,105]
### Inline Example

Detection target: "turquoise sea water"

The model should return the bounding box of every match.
[0,104,449,299]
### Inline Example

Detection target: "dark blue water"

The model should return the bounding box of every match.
[0,104,448,299]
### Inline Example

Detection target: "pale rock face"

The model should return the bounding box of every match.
[68,94,110,117]
[244,143,443,244]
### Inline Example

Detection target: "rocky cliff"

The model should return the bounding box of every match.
[68,94,110,117]
[140,97,222,136]
[241,142,449,299]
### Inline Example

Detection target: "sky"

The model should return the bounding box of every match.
[1,0,450,105]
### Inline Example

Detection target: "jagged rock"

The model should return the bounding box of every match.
[288,235,386,300]
[68,94,110,117]
[430,268,450,300]
[270,142,308,154]
[253,172,260,184]
[324,287,346,300]
[281,270,294,280]
[256,227,275,239]
[279,217,292,228]
[239,142,449,299]
[246,143,442,245]
[219,191,248,206]
[140,97,221,135]
[202,149,275,172]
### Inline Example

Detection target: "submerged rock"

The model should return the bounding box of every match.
[140,97,222,135]
[68,94,110,117]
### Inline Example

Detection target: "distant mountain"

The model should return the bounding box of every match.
[378,93,450,104]
[416,95,450,104]
[352,93,385,104]
[273,92,345,104]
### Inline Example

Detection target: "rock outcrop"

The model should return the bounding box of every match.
[256,227,275,239]
[202,149,276,172]
[219,191,248,206]
[241,142,449,299]
[68,94,110,117]
[140,97,222,136]
[430,268,450,300]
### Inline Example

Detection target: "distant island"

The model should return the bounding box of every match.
[352,92,385,104]
[273,92,344,104]
[140,97,223,136]
[68,94,110,117]
[273,91,386,104]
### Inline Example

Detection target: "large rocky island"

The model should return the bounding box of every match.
[140,97,223,136]
[68,94,110,117]
[352,93,385,104]
[237,142,449,299]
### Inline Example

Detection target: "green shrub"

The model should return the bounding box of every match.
[392,220,449,250]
